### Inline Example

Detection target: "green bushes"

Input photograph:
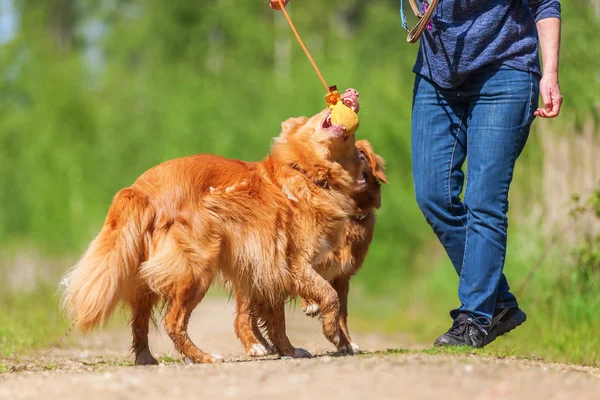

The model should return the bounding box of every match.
[567,191,600,293]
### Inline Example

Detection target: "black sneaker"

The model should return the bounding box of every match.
[433,313,489,348]
[485,307,527,345]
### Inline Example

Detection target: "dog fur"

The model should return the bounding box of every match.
[234,139,387,356]
[61,90,363,364]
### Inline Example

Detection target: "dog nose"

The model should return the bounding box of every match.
[344,88,359,97]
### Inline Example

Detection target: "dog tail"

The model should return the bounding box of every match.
[61,187,152,333]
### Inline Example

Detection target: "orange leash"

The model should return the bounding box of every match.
[275,0,340,106]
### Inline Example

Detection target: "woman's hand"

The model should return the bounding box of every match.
[534,72,563,118]
[269,0,290,10]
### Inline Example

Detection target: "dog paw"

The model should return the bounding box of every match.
[293,348,312,358]
[336,343,356,356]
[183,354,224,364]
[248,343,276,357]
[135,350,159,366]
[304,303,321,317]
[350,342,360,352]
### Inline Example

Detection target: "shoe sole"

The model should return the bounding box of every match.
[485,310,527,346]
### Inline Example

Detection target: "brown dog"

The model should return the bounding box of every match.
[234,140,388,356]
[61,89,363,365]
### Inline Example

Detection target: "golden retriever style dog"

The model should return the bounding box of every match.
[61,89,363,365]
[234,140,388,356]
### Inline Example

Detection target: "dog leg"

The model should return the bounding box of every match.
[332,277,358,354]
[164,279,222,364]
[261,300,311,358]
[293,267,350,352]
[234,293,275,357]
[130,289,159,366]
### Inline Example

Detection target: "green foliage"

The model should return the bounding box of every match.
[588,190,600,218]
[563,191,600,293]
[570,237,600,293]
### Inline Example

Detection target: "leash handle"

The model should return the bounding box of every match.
[400,0,439,43]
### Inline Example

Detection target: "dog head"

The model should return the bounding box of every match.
[272,88,361,177]
[354,139,388,211]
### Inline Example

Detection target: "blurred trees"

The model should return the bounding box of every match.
[0,0,598,291]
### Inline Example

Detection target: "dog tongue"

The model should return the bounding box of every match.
[329,101,359,135]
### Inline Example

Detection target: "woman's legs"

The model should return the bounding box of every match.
[412,66,538,325]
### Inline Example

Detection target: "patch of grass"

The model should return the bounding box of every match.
[352,281,600,367]
[0,286,69,357]
[419,346,483,357]
[43,363,58,371]
[378,347,536,364]
[370,347,490,362]
[116,360,135,367]
[384,348,409,355]
[0,363,9,373]
[384,347,487,358]
[484,295,600,367]
[81,359,134,368]
[157,354,180,364]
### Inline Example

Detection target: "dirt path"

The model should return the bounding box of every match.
[1,297,599,400]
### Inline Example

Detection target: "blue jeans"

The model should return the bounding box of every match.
[411,65,539,320]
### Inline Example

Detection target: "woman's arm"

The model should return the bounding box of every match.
[534,17,562,118]
[527,0,562,118]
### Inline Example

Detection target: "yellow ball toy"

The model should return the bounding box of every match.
[325,89,359,135]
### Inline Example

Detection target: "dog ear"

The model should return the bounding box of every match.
[356,140,389,184]
[373,154,388,184]
[281,117,309,135]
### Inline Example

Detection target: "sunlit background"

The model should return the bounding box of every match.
[0,0,599,366]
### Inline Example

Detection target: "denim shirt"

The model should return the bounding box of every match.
[413,0,562,88]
